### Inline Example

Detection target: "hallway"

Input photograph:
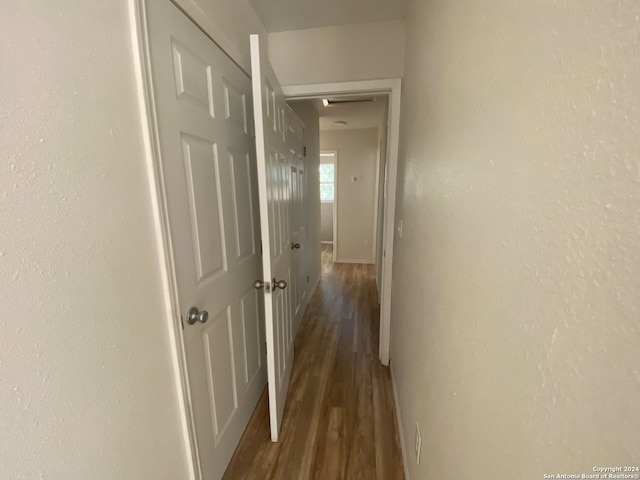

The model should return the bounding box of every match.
[222,244,405,479]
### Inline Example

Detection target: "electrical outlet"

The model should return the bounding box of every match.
[415,422,422,464]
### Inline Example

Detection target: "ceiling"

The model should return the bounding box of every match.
[291,96,387,131]
[248,0,405,32]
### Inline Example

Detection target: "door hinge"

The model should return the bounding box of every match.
[303,146,307,157]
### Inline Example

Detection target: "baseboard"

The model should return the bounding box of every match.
[320,241,333,244]
[390,364,410,480]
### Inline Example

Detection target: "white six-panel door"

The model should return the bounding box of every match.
[286,108,307,319]
[145,2,266,478]
[249,34,295,442]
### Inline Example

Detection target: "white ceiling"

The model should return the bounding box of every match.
[248,0,405,32]
[292,96,387,131]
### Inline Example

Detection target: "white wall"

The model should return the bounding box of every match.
[174,0,268,73]
[0,1,190,479]
[391,0,640,478]
[288,101,322,332]
[320,203,334,242]
[268,20,404,86]
[320,128,379,264]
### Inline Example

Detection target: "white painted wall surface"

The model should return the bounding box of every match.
[0,1,190,479]
[391,0,640,478]
[174,0,268,73]
[268,20,404,86]
[320,129,379,264]
[288,101,322,332]
[320,203,334,242]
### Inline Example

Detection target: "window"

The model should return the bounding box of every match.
[319,163,335,202]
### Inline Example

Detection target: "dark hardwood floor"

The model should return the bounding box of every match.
[222,244,405,480]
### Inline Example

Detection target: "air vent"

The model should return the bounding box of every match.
[322,96,376,107]
[326,97,375,105]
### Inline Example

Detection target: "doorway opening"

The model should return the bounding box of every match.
[284,79,401,367]
[319,150,337,261]
[310,93,388,273]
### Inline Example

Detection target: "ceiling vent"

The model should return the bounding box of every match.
[322,96,376,106]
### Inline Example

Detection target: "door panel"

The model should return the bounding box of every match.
[223,80,248,134]
[286,109,306,319]
[145,2,265,478]
[182,135,227,280]
[290,166,299,315]
[240,287,261,386]
[170,40,215,116]
[228,149,256,262]
[202,308,237,442]
[298,169,307,304]
[250,34,294,442]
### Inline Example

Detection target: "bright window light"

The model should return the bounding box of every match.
[319,164,335,202]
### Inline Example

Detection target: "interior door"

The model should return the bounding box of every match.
[286,109,306,319]
[249,34,294,442]
[145,2,266,478]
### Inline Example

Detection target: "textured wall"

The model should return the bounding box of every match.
[268,20,404,86]
[391,0,640,478]
[0,1,189,478]
[320,128,379,264]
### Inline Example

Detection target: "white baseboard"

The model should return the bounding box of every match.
[390,364,410,480]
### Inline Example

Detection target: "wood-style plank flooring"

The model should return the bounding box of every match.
[222,244,405,480]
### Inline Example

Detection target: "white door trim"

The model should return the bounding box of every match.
[129,1,199,478]
[372,136,383,275]
[284,79,401,366]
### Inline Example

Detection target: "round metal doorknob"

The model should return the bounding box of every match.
[291,243,300,250]
[187,307,209,325]
[253,280,265,289]
[273,279,287,290]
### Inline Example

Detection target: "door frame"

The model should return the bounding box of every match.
[129,1,204,478]
[284,79,401,366]
[131,1,400,473]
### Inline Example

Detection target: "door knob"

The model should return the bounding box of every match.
[187,307,209,325]
[273,279,287,290]
[253,280,265,289]
[291,242,300,250]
